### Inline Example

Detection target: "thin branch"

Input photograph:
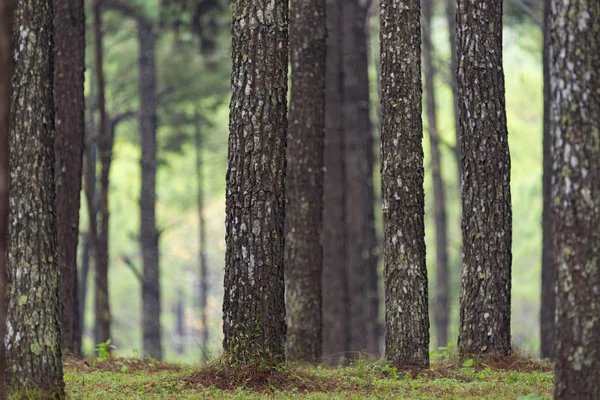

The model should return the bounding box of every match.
[120,255,142,282]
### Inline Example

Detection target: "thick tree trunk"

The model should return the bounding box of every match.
[457,0,512,357]
[445,0,461,186]
[0,0,15,397]
[195,111,209,363]
[284,0,326,363]
[93,0,112,348]
[223,0,289,364]
[380,0,429,368]
[138,19,162,361]
[54,0,85,357]
[539,0,555,361]
[6,0,65,395]
[342,0,379,357]
[322,0,350,365]
[550,1,600,398]
[422,0,449,349]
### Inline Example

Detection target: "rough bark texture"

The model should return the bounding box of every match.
[284,0,326,363]
[93,0,112,348]
[6,0,65,395]
[195,112,208,363]
[54,0,85,357]
[445,0,461,185]
[0,0,15,396]
[540,0,555,361]
[223,0,289,364]
[138,19,162,361]
[380,0,429,368]
[422,0,449,349]
[322,0,350,365]
[457,0,512,357]
[342,0,379,357]
[550,1,600,398]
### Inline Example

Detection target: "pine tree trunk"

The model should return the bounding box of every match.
[380,0,429,368]
[284,0,326,363]
[322,0,350,365]
[550,1,600,398]
[0,0,15,396]
[138,19,162,361]
[54,0,85,357]
[93,0,112,348]
[445,0,461,186]
[422,0,449,349]
[457,0,512,357]
[539,0,555,361]
[342,0,379,356]
[223,0,289,364]
[6,0,65,395]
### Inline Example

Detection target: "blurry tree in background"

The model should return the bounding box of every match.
[92,0,112,351]
[539,0,554,362]
[6,0,65,395]
[0,0,14,397]
[457,0,512,357]
[222,0,289,364]
[422,0,450,349]
[380,0,429,368]
[322,0,350,365]
[550,0,600,397]
[54,0,86,357]
[284,0,326,363]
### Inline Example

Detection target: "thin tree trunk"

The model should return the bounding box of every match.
[422,0,450,349]
[195,110,209,364]
[342,0,379,356]
[138,19,162,361]
[322,0,350,365]
[174,287,185,355]
[223,0,289,364]
[550,1,600,398]
[78,231,91,347]
[445,0,461,186]
[6,0,65,394]
[93,0,112,348]
[539,0,555,361]
[380,0,429,368]
[82,94,98,350]
[457,0,512,357]
[284,0,326,363]
[0,0,15,397]
[54,0,85,357]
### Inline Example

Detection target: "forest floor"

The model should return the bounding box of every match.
[62,353,553,399]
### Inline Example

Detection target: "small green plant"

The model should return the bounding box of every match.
[95,339,116,360]
[462,358,474,368]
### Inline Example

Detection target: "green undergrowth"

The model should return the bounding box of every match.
[61,353,554,399]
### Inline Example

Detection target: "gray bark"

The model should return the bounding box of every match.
[457,0,512,357]
[550,1,600,398]
[0,0,14,397]
[223,0,289,364]
[284,0,326,363]
[380,0,429,368]
[6,0,65,395]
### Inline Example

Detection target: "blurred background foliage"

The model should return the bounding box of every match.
[78,0,545,362]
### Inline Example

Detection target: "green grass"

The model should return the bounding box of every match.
[61,356,553,399]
